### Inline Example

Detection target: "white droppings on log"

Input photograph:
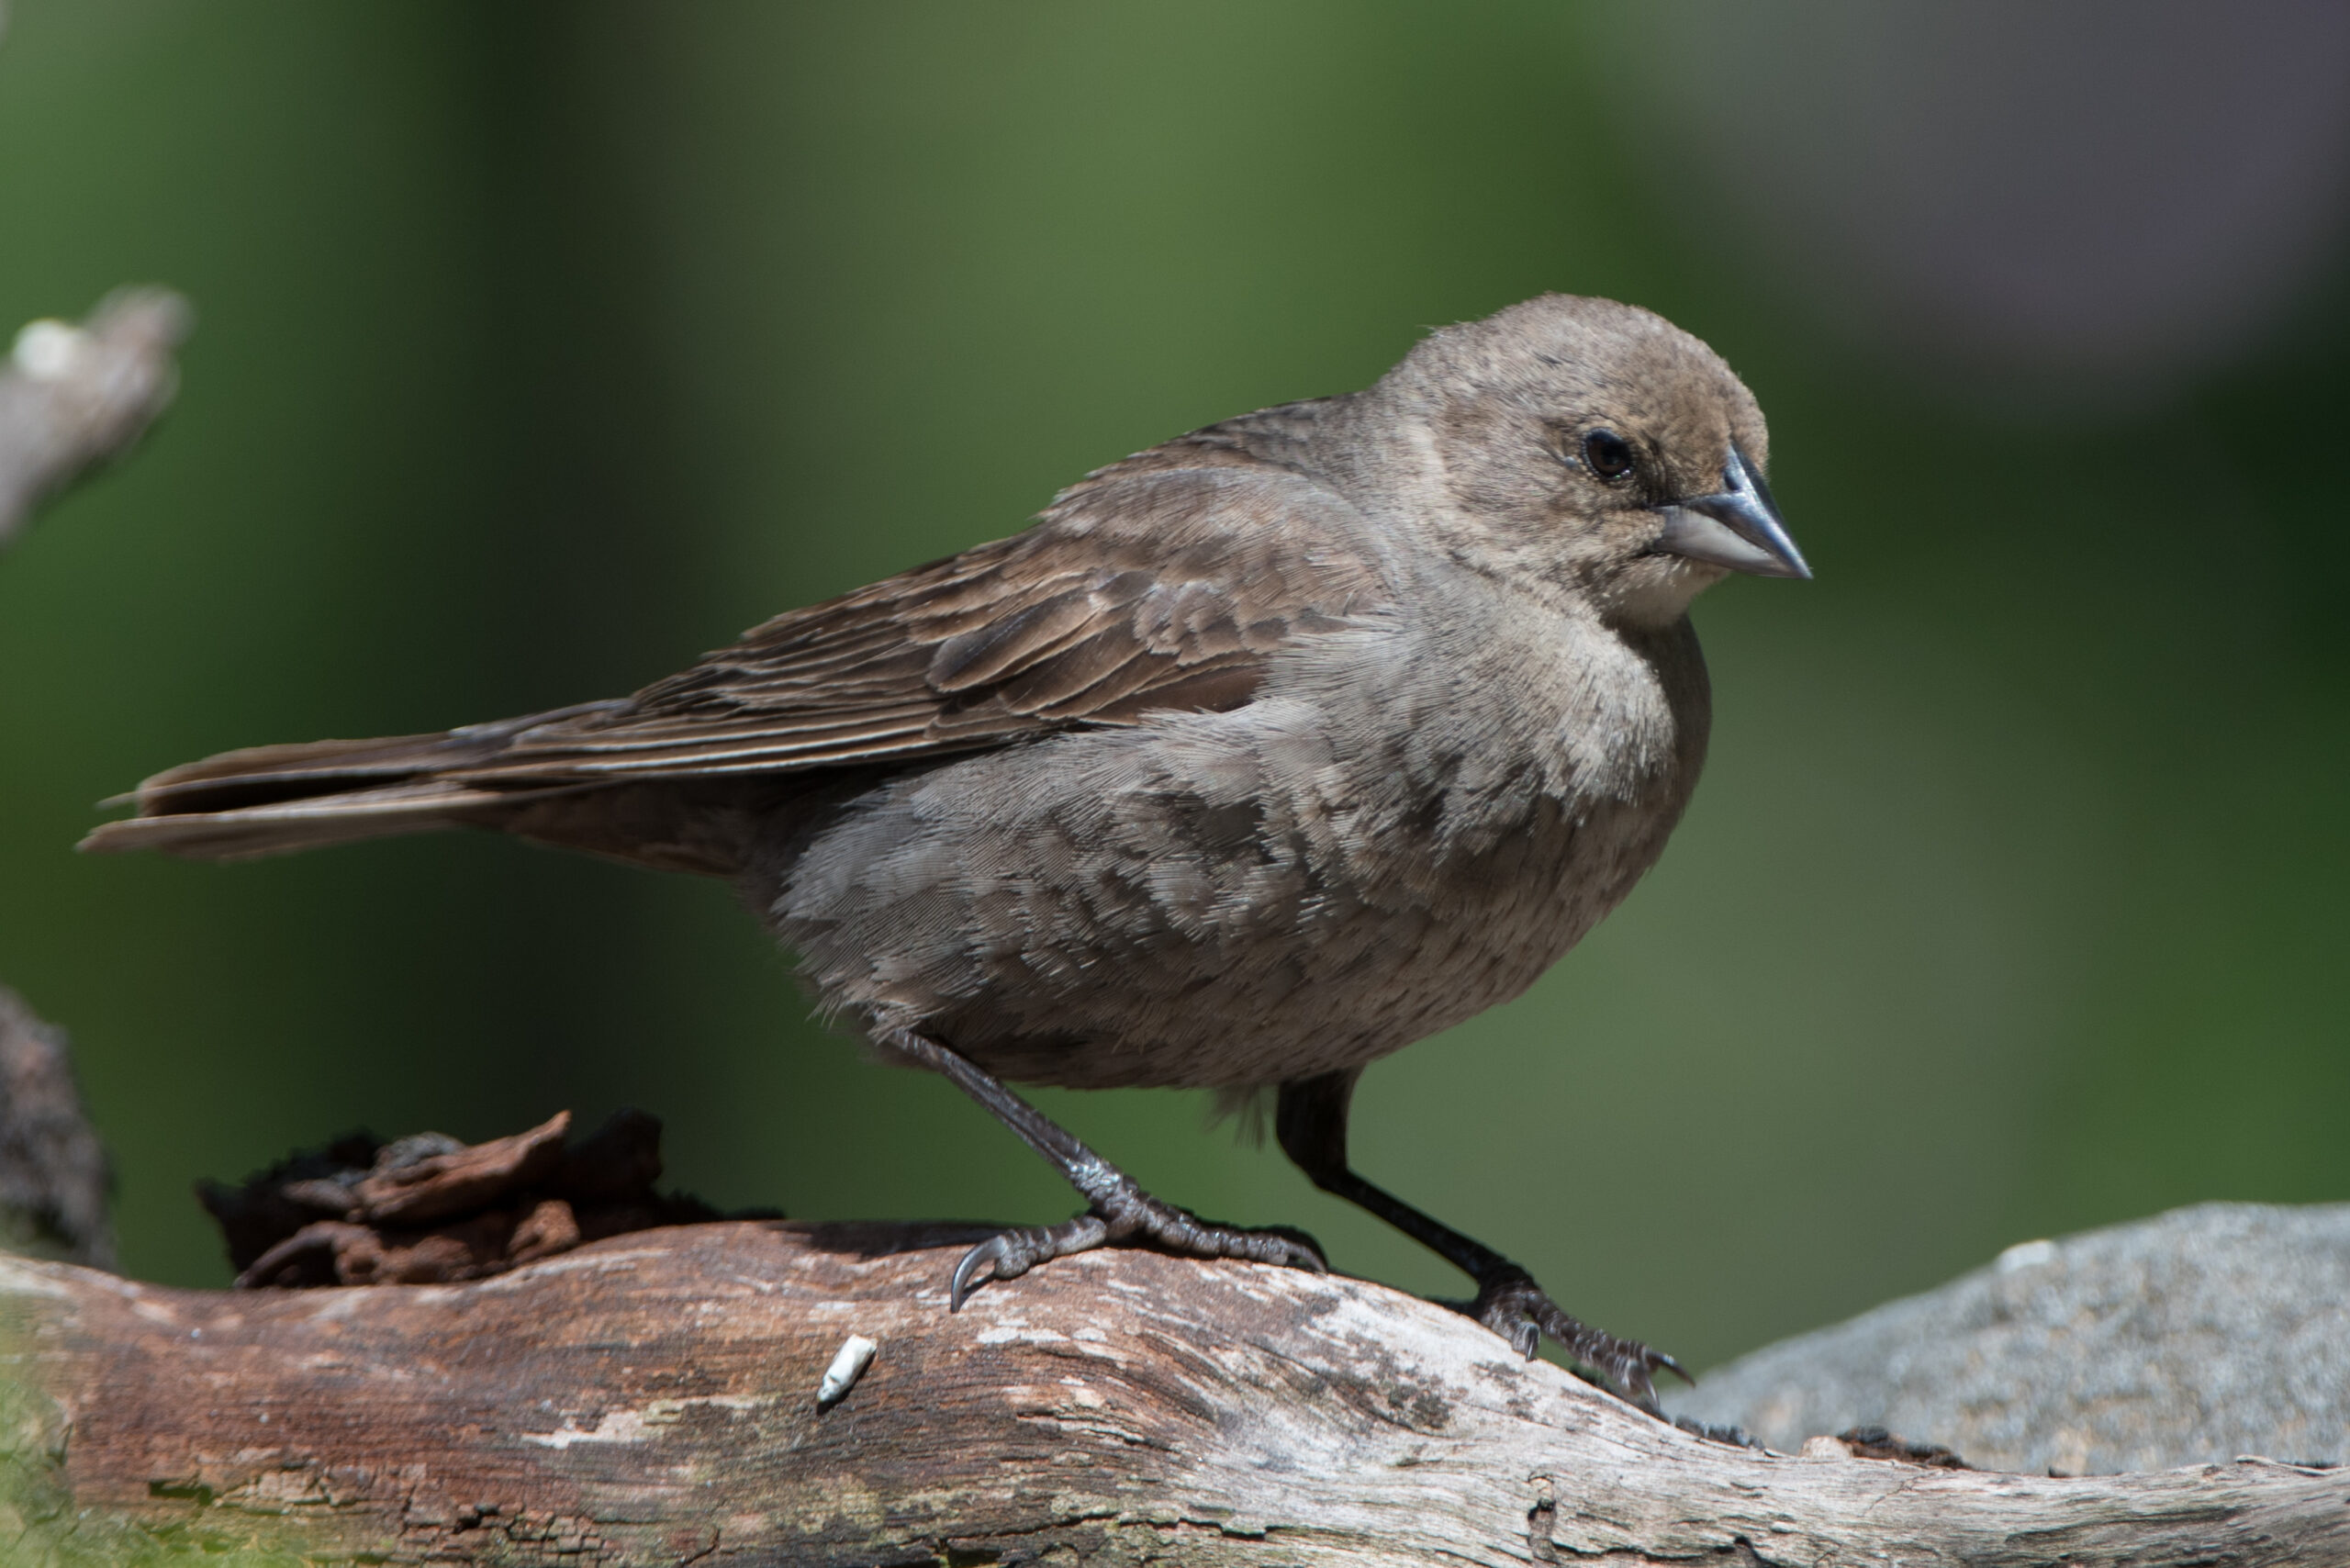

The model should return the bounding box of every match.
[816,1332,878,1406]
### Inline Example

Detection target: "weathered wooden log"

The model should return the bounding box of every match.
[2,1221,2343,1565]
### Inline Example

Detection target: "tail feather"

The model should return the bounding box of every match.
[79,779,579,861]
[123,702,625,815]
[82,702,627,864]
[122,733,476,812]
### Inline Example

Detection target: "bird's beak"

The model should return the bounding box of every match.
[1651,442,1810,579]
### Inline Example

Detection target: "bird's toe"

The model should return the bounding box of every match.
[948,1213,1112,1309]
[1463,1269,1682,1413]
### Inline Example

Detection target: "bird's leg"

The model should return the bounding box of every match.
[1275,1069,1686,1410]
[881,1030,1326,1307]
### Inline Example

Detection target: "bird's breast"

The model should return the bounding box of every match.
[1271,610,1704,1051]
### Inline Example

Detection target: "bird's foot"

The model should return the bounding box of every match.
[1452,1265,1688,1412]
[949,1175,1326,1309]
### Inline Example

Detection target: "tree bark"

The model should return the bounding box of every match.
[2,1221,2342,1566]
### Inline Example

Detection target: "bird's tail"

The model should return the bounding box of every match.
[79,704,620,864]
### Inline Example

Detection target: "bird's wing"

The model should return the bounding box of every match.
[120,454,1386,823]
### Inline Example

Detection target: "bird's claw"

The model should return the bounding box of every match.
[1459,1267,1688,1412]
[948,1237,1005,1310]
[947,1185,1326,1310]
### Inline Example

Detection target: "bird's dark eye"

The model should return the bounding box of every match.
[1582,430,1636,481]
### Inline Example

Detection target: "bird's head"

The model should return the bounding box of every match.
[1370,294,1808,628]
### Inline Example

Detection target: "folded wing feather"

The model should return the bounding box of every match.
[82,447,1382,865]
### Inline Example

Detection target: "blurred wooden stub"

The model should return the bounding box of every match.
[0,288,189,544]
[0,988,113,1270]
[2,1223,2344,1565]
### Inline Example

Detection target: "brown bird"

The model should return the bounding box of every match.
[86,295,1807,1406]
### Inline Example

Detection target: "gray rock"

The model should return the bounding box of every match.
[1666,1203,2350,1474]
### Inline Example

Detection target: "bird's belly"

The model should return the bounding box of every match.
[763,717,1683,1092]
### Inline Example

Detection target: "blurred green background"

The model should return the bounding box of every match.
[4,1,2348,1375]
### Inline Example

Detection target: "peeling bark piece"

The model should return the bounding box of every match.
[230,1219,358,1289]
[508,1197,580,1264]
[234,1211,520,1288]
[349,1111,570,1226]
[331,1217,504,1285]
[201,1110,768,1288]
[235,1202,581,1287]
